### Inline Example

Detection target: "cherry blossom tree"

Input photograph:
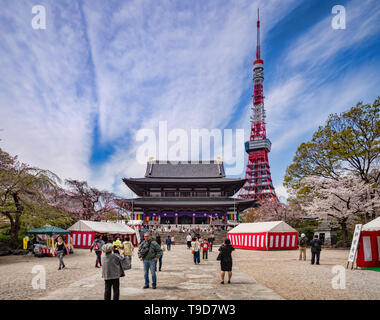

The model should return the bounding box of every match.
[0,148,60,248]
[301,175,380,246]
[58,179,119,221]
[244,200,304,226]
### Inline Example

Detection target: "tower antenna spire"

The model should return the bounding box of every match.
[256,8,260,60]
[238,9,278,202]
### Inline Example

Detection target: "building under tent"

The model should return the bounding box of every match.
[68,220,138,249]
[227,221,298,250]
[356,216,380,268]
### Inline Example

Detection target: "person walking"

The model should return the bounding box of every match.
[90,234,105,268]
[121,236,134,265]
[191,237,200,264]
[138,232,163,289]
[101,243,126,300]
[186,234,192,249]
[55,236,69,270]
[219,238,235,284]
[102,234,109,244]
[298,233,308,261]
[310,234,322,265]
[155,235,163,272]
[201,239,210,261]
[166,235,172,251]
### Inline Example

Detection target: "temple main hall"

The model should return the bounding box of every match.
[123,160,257,226]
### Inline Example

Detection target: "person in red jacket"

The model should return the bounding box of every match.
[201,239,210,261]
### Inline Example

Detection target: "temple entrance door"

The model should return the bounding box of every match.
[195,217,209,224]
[178,215,192,224]
[162,217,175,224]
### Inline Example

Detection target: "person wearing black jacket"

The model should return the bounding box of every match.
[219,238,235,284]
[310,235,322,265]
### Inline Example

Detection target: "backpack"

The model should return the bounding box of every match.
[300,238,306,246]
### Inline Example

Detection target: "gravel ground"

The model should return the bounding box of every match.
[0,249,96,300]
[1,247,379,300]
[234,248,380,300]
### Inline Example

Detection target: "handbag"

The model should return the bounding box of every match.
[121,256,131,270]
[216,252,222,261]
[192,250,195,254]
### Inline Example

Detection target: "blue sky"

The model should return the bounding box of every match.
[0,0,379,201]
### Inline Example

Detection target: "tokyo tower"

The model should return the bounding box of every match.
[238,9,278,202]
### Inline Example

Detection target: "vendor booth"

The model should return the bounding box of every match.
[356,217,380,268]
[26,225,72,257]
[227,221,298,250]
[68,220,138,248]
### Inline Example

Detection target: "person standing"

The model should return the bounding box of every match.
[310,234,322,265]
[155,235,163,272]
[166,235,172,251]
[186,234,192,249]
[55,236,69,270]
[101,243,126,300]
[138,233,163,289]
[90,234,105,268]
[219,238,234,284]
[298,233,308,261]
[191,237,200,264]
[201,239,210,261]
[121,236,134,263]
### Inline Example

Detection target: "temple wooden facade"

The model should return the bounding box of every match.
[123,161,257,225]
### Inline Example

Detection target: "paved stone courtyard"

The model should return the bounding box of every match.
[40,245,282,300]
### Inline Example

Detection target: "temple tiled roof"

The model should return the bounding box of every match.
[145,160,225,178]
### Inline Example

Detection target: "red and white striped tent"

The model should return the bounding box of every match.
[227,221,298,250]
[68,220,138,249]
[357,217,380,268]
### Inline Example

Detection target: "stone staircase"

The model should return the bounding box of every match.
[144,230,228,245]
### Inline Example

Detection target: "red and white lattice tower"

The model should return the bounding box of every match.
[238,9,278,202]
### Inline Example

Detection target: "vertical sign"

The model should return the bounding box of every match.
[347,224,362,267]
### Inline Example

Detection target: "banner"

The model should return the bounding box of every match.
[348,224,362,263]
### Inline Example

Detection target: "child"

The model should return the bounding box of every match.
[201,239,210,261]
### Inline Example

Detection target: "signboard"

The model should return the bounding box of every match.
[347,224,362,266]
[134,226,141,244]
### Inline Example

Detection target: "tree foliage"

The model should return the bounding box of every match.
[0,148,61,248]
[285,97,380,196]
[284,97,380,245]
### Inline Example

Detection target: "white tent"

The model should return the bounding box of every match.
[362,216,380,231]
[68,220,135,234]
[68,220,137,248]
[228,221,297,234]
[227,221,298,250]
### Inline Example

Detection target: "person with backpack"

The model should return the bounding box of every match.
[91,234,105,268]
[165,235,172,251]
[310,234,322,265]
[298,233,308,261]
[138,232,163,289]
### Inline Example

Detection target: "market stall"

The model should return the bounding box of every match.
[227,221,298,250]
[26,225,72,257]
[68,220,138,248]
[356,217,380,268]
